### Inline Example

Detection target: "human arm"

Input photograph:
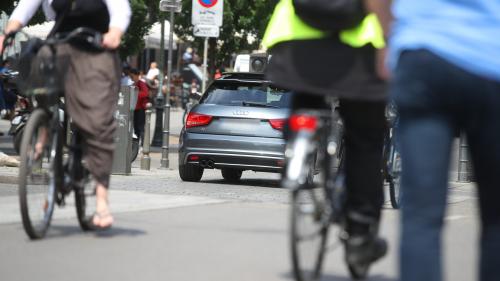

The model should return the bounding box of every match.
[364,0,393,38]
[0,0,44,53]
[102,0,132,49]
[364,0,393,80]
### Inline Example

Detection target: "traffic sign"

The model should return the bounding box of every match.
[198,0,218,8]
[193,25,220,38]
[159,0,182,12]
[192,0,223,26]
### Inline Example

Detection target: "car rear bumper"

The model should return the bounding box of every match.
[179,132,286,172]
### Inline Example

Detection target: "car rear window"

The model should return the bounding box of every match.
[200,82,292,108]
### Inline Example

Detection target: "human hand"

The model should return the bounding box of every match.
[376,47,391,81]
[0,34,5,54]
[102,27,123,50]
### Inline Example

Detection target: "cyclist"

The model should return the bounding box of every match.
[374,1,500,281]
[0,0,131,229]
[263,0,389,268]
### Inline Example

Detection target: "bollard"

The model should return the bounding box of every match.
[141,102,153,170]
[458,133,471,182]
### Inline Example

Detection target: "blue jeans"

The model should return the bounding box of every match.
[391,50,500,281]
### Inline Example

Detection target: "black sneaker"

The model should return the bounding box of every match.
[344,235,388,266]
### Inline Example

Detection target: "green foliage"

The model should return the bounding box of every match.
[0,1,16,15]
[174,0,279,67]
[1,0,46,26]
[120,0,152,59]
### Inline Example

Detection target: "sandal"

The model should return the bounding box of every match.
[90,211,114,230]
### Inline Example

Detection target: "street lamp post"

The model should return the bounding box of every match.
[159,0,182,168]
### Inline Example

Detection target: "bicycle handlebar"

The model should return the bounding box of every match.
[0,31,17,59]
[0,27,104,59]
[49,27,104,51]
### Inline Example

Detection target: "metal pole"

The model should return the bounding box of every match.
[152,18,166,147]
[458,133,470,182]
[160,10,175,169]
[141,103,152,170]
[202,37,208,93]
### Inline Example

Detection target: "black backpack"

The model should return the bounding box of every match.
[292,0,366,32]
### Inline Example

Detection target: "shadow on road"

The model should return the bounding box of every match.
[283,272,397,281]
[320,274,397,281]
[201,178,281,189]
[44,224,147,239]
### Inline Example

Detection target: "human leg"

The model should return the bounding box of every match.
[462,79,500,281]
[338,99,386,222]
[392,50,458,281]
[63,45,120,227]
[337,99,387,265]
[134,109,146,145]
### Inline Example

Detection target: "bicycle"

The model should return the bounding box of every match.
[2,28,104,239]
[285,98,390,280]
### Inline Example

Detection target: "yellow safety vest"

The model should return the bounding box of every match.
[262,0,385,50]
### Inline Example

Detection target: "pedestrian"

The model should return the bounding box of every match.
[129,68,149,145]
[263,0,389,271]
[214,68,222,80]
[146,61,159,81]
[373,1,500,281]
[121,64,133,86]
[0,0,132,229]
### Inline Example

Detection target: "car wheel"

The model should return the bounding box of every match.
[179,164,204,182]
[221,168,243,182]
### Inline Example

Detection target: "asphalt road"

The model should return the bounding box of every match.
[0,113,481,281]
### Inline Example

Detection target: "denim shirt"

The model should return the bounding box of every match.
[389,0,500,82]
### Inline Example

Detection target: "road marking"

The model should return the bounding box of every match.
[0,190,225,225]
[445,215,468,221]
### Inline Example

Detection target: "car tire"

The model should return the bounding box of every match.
[221,168,243,182]
[179,164,204,182]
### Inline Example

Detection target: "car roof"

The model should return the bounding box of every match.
[217,72,269,83]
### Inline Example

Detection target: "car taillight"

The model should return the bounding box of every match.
[289,114,317,132]
[186,112,213,128]
[269,119,286,131]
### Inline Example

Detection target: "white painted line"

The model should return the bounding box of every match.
[445,215,468,221]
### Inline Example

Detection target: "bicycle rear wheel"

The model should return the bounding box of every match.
[18,109,61,239]
[291,187,330,281]
[388,145,402,209]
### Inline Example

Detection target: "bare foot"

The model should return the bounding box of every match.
[93,184,114,229]
[92,210,114,229]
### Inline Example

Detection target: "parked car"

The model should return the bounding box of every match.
[178,72,292,182]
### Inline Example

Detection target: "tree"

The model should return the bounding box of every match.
[1,1,46,27]
[120,0,152,59]
[1,0,151,59]
[174,0,279,69]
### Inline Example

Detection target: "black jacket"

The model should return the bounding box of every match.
[265,37,387,101]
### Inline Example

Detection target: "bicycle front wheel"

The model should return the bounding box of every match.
[18,109,61,239]
[291,187,330,281]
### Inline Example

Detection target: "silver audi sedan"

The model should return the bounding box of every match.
[178,72,292,182]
